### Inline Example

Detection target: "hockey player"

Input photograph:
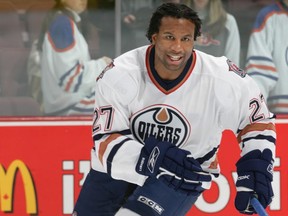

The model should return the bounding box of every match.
[246,0,288,114]
[73,3,276,215]
[39,0,111,115]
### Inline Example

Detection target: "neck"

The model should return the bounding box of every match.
[154,63,183,81]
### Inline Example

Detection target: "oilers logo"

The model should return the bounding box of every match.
[131,105,190,147]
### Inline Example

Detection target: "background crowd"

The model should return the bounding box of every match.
[0,0,287,116]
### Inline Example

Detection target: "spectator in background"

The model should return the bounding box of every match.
[121,0,181,53]
[245,0,288,114]
[35,0,111,116]
[121,0,154,53]
[185,0,241,66]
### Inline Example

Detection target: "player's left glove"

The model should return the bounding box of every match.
[234,149,274,214]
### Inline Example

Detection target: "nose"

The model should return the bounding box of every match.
[170,39,183,52]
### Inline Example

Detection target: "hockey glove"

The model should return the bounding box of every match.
[235,149,274,214]
[136,136,212,195]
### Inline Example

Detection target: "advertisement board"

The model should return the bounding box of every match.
[0,117,287,215]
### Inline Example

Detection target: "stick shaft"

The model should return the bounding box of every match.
[251,197,269,216]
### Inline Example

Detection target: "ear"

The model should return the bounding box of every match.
[151,34,157,45]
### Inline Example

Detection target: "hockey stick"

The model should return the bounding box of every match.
[250,197,269,216]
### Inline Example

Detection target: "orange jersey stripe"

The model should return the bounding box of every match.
[252,2,285,33]
[98,133,121,164]
[237,123,276,143]
[65,64,81,92]
[80,99,95,105]
[246,64,277,73]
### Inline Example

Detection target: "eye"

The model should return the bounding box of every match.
[182,37,191,42]
[165,35,174,40]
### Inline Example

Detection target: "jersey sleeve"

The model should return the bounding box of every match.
[91,62,147,186]
[45,15,107,95]
[219,68,276,159]
[245,6,278,99]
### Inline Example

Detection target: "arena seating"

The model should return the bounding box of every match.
[0,48,30,96]
[0,0,54,116]
[0,1,24,48]
[25,1,54,45]
[0,96,42,116]
[0,47,42,116]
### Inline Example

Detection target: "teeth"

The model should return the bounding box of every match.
[170,56,181,61]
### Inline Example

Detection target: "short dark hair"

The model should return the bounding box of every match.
[146,3,202,42]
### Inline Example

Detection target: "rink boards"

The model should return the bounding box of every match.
[0,116,287,215]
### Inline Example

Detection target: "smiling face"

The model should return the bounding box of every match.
[151,17,195,80]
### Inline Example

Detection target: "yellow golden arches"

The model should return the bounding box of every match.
[0,160,37,214]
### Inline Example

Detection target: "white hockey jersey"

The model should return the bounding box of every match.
[246,1,288,114]
[91,45,276,189]
[41,10,107,115]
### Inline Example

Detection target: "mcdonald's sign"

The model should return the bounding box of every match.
[0,118,287,215]
[0,160,37,214]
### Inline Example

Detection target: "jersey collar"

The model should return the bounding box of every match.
[145,45,196,94]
